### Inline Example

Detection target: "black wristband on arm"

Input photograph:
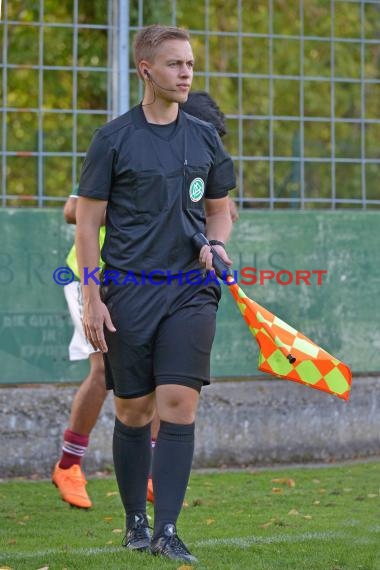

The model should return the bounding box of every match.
[208,240,226,249]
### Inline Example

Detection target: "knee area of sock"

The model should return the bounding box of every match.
[114,416,151,439]
[158,420,195,441]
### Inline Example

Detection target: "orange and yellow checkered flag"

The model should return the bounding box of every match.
[192,233,352,402]
[228,281,352,401]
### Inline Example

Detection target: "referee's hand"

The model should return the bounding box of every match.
[82,298,116,353]
[199,244,232,273]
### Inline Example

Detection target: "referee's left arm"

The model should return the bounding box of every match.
[200,196,233,271]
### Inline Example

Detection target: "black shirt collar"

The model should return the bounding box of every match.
[132,103,185,132]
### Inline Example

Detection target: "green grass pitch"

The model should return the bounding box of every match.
[1,461,380,569]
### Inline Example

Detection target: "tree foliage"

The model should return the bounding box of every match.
[1,0,379,208]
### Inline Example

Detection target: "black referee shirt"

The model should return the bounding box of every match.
[78,103,236,276]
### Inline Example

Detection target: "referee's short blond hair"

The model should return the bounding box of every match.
[133,24,190,78]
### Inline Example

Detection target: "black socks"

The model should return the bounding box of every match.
[113,417,151,519]
[152,420,195,538]
[113,417,195,538]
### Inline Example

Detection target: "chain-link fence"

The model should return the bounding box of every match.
[1,0,379,209]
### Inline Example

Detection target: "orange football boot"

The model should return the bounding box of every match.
[52,462,92,509]
[147,477,154,504]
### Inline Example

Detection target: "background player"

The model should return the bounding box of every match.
[51,189,107,509]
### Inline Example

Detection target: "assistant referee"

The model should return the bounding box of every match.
[75,24,236,564]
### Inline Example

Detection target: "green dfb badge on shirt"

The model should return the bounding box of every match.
[189,178,205,202]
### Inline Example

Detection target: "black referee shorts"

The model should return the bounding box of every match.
[101,276,221,399]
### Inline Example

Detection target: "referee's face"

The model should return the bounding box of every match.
[150,39,194,104]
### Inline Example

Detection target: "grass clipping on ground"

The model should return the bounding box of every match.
[1,462,380,570]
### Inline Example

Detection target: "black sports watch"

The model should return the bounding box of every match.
[209,240,226,249]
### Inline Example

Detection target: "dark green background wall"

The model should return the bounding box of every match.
[1,210,378,384]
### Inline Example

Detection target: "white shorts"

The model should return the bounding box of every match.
[64,281,98,361]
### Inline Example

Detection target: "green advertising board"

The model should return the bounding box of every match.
[1,209,379,383]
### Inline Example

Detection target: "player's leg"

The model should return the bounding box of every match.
[150,384,200,564]
[52,282,107,509]
[52,353,106,508]
[150,284,219,563]
[67,352,106,435]
[102,280,163,552]
[112,392,156,551]
[151,383,200,561]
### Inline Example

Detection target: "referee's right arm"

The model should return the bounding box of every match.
[75,196,115,353]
